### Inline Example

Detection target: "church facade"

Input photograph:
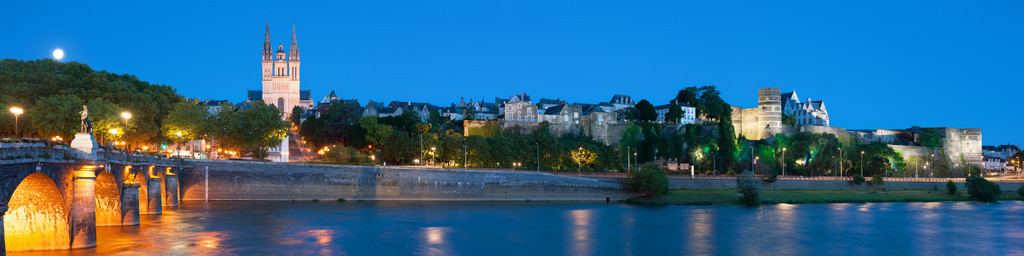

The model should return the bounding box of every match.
[248,20,312,118]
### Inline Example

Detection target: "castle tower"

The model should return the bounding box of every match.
[757,88,782,139]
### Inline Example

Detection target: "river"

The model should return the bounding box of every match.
[9,201,1024,255]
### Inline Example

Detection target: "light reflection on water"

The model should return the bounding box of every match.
[6,201,1024,255]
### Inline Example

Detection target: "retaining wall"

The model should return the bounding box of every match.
[179,160,638,202]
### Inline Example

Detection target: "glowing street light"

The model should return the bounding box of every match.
[121,112,131,151]
[781,147,787,176]
[10,107,23,138]
[861,151,865,177]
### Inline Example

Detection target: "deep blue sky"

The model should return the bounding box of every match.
[2,1,1021,145]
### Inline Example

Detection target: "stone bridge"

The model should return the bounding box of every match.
[0,154,177,254]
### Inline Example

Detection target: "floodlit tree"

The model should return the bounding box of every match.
[571,147,598,171]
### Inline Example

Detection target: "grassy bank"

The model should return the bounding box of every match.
[630,189,1024,205]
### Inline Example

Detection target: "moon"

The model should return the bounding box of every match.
[53,49,64,60]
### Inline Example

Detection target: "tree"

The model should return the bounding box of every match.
[965,175,1001,202]
[321,102,363,145]
[635,99,657,122]
[359,116,393,147]
[290,106,303,127]
[571,147,598,171]
[208,102,289,160]
[620,107,639,121]
[918,129,942,148]
[86,98,124,145]
[665,103,683,123]
[0,59,182,143]
[162,100,210,146]
[736,171,760,206]
[625,163,668,197]
[781,113,796,126]
[30,94,83,140]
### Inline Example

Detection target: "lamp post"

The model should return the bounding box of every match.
[577,147,583,174]
[781,147,787,177]
[838,147,843,177]
[750,146,755,174]
[121,112,131,151]
[626,146,630,173]
[109,128,119,147]
[463,144,468,169]
[711,149,716,176]
[10,107,23,138]
[431,146,436,166]
[536,142,540,172]
[176,132,183,158]
[860,151,865,177]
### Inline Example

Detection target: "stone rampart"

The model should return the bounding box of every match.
[180,160,638,201]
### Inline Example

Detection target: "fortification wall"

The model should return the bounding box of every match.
[179,160,638,202]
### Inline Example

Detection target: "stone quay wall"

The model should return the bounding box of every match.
[179,160,638,202]
[669,178,1024,191]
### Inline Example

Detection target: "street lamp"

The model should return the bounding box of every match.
[463,144,468,169]
[578,147,584,174]
[781,147,787,177]
[10,107,23,138]
[176,131,183,158]
[860,151,865,177]
[431,146,436,166]
[109,128,119,146]
[626,146,631,172]
[536,142,540,172]
[121,112,131,151]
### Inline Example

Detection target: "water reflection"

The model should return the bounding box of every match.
[6,201,1023,256]
[418,227,451,256]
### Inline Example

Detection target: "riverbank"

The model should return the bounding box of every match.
[629,189,1024,205]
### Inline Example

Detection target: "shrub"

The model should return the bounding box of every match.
[1017,185,1024,198]
[851,174,866,185]
[870,175,885,186]
[736,171,761,206]
[624,163,669,197]
[337,198,347,202]
[946,180,957,195]
[965,175,1001,202]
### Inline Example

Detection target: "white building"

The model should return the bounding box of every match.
[781,90,830,126]
[654,102,696,124]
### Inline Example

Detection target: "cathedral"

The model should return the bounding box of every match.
[248,20,312,118]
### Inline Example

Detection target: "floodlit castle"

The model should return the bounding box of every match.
[781,90,829,126]
[249,20,312,118]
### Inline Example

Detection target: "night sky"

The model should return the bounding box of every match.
[2,1,1021,145]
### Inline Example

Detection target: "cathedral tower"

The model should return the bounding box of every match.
[260,20,302,117]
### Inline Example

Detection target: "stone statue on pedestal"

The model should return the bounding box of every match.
[80,105,93,134]
[72,105,99,159]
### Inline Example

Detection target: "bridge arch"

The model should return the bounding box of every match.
[133,167,150,214]
[94,171,121,226]
[4,172,71,251]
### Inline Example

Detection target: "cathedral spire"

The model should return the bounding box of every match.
[263,19,272,61]
[289,20,300,61]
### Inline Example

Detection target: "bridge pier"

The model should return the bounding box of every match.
[164,174,179,207]
[70,170,97,249]
[120,183,140,225]
[146,177,162,215]
[1,205,7,256]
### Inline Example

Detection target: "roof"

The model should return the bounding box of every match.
[300,90,311,101]
[377,107,400,115]
[538,98,562,105]
[654,104,673,111]
[197,99,229,107]
[543,104,566,115]
[781,91,798,102]
[247,90,262,102]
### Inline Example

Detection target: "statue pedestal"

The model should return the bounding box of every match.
[70,133,99,159]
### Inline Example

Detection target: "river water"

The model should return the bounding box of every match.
[9,201,1024,255]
